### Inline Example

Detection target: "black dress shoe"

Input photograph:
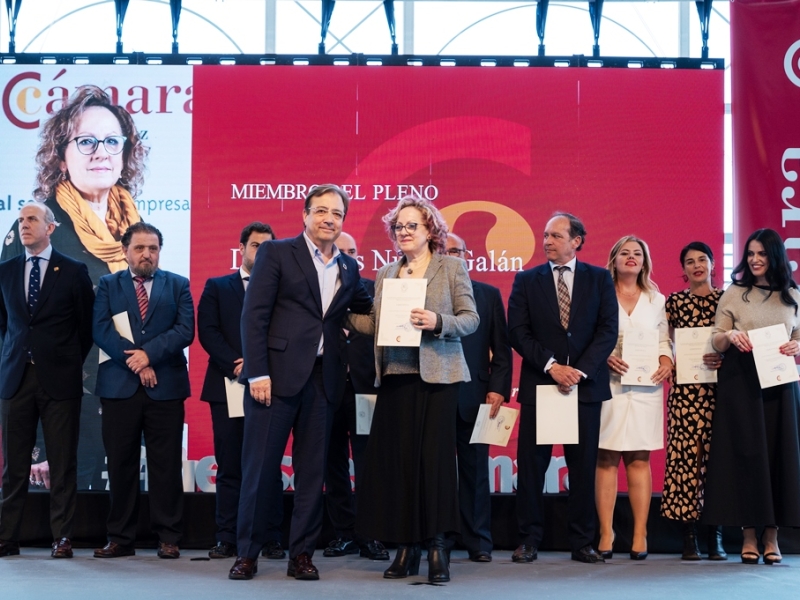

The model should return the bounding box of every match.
[512,544,537,563]
[209,540,236,559]
[51,538,73,559]
[287,553,320,580]
[571,545,605,563]
[229,556,258,580]
[323,537,359,557]
[94,542,136,558]
[469,550,492,563]
[0,540,20,557]
[261,540,286,559]
[360,540,390,560]
[157,542,180,559]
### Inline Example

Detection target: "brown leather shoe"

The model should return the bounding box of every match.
[157,542,180,559]
[51,538,73,559]
[0,540,20,557]
[93,541,135,558]
[287,553,319,580]
[229,556,258,580]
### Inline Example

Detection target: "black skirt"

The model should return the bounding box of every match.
[702,346,800,527]
[356,374,460,544]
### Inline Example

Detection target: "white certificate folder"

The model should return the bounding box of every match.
[535,385,579,445]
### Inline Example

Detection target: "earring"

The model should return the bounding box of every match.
[60,171,67,181]
[682,274,689,283]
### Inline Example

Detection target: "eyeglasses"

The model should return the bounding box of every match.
[393,222,424,234]
[446,248,467,256]
[307,206,345,221]
[68,135,127,156]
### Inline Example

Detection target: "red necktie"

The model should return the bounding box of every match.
[134,276,149,320]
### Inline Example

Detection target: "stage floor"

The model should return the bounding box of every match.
[2,549,798,600]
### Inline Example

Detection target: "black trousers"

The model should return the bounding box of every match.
[101,386,185,547]
[0,363,80,541]
[325,377,369,539]
[516,400,601,552]
[456,410,492,554]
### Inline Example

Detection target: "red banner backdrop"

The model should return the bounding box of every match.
[731,0,800,262]
[189,65,723,493]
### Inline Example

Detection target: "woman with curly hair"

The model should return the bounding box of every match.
[349,196,478,583]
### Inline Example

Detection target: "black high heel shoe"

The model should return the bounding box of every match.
[740,526,759,564]
[762,526,782,565]
[598,531,615,560]
[383,544,421,579]
[428,534,450,583]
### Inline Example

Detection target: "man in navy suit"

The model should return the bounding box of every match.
[445,233,512,563]
[230,185,372,581]
[0,203,94,559]
[508,213,617,564]
[197,221,286,560]
[92,222,194,560]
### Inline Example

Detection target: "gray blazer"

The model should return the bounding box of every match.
[350,252,479,386]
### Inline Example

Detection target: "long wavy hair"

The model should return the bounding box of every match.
[607,235,659,295]
[731,228,798,312]
[34,85,149,200]
[382,196,448,255]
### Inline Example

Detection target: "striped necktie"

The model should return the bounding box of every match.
[134,276,149,320]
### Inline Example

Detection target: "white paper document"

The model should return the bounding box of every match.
[377,278,427,347]
[225,377,245,418]
[749,324,800,389]
[620,327,659,386]
[470,404,518,447]
[535,385,578,445]
[99,311,135,364]
[675,327,718,385]
[355,394,377,434]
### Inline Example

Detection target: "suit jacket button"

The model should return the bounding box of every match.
[567,332,571,337]
[141,330,146,334]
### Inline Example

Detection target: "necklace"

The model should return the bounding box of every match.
[406,255,430,275]
[617,288,640,297]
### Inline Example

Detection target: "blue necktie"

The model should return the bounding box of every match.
[28,256,41,314]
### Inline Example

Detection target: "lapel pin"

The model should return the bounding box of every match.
[54,267,59,272]
[342,262,348,270]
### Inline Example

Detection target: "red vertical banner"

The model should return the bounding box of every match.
[732,0,800,261]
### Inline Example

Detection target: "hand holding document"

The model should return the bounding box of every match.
[355,394,377,434]
[99,311,134,364]
[749,324,800,389]
[675,327,717,385]
[535,385,578,445]
[620,327,659,386]
[470,405,518,447]
[225,377,245,418]
[377,279,427,347]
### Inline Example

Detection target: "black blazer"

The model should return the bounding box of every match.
[241,233,373,403]
[459,280,513,422]
[508,260,618,405]
[197,271,246,403]
[0,249,94,400]
[341,278,376,394]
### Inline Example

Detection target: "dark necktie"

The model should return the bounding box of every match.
[134,276,149,320]
[28,256,41,314]
[555,265,571,329]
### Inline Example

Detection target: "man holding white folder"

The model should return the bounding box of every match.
[507,213,617,564]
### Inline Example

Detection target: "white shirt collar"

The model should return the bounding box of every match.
[549,256,577,272]
[25,244,53,262]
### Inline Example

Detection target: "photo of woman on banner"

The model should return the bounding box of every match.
[2,85,146,490]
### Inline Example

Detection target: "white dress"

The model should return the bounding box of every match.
[599,291,672,451]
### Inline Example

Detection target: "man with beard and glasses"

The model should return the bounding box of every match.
[92,222,194,560]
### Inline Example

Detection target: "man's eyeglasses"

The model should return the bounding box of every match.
[393,222,423,234]
[68,135,127,156]
[446,248,467,256]
[307,206,345,221]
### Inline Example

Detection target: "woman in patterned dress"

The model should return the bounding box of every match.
[660,242,727,560]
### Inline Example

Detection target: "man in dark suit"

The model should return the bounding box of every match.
[230,185,372,581]
[445,233,512,563]
[322,232,388,562]
[92,222,194,560]
[197,221,286,560]
[507,212,617,564]
[0,203,94,559]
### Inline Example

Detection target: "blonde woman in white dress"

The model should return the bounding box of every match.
[596,236,673,560]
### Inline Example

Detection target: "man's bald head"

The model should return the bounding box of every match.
[337,232,358,258]
[446,233,467,260]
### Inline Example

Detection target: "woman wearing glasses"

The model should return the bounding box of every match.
[2,85,145,490]
[349,196,478,583]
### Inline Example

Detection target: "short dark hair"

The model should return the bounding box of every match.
[304,184,350,215]
[240,221,275,245]
[551,212,586,251]
[121,221,163,248]
[679,241,714,266]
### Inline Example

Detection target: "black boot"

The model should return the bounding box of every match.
[428,534,450,583]
[707,526,727,561]
[383,544,421,579]
[681,522,702,561]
